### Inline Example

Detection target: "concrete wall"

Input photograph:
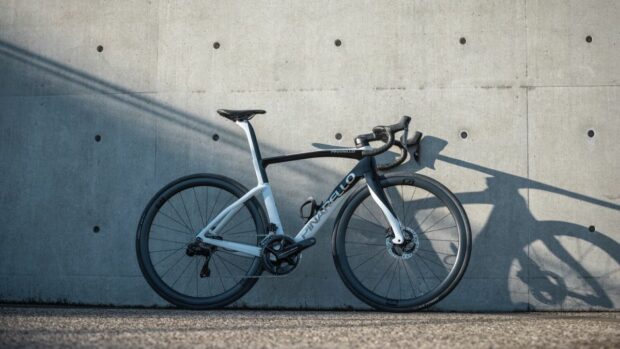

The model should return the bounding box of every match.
[1,0,618,311]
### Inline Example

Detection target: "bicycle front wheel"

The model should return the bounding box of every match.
[332,174,471,312]
[136,174,267,309]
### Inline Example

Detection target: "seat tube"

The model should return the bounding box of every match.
[236,121,284,234]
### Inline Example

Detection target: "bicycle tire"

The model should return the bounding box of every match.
[136,174,267,309]
[332,174,471,312]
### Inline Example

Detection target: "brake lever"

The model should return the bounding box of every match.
[406,132,423,163]
[376,141,408,171]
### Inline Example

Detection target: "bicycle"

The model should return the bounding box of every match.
[136,109,472,312]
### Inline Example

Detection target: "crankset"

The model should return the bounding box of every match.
[261,235,316,275]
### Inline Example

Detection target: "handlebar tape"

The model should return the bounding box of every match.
[362,116,411,157]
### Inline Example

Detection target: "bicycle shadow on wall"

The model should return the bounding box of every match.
[398,136,620,309]
[0,40,339,185]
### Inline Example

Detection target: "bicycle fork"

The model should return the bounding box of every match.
[363,169,406,245]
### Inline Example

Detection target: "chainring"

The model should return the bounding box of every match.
[261,235,300,275]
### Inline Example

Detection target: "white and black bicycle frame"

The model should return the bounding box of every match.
[195,121,406,257]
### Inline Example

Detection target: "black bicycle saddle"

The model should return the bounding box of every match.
[217,109,266,121]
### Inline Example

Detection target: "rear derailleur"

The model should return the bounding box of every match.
[186,236,222,278]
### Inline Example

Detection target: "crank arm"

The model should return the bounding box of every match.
[275,238,316,260]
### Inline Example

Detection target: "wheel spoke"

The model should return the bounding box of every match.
[351,248,386,271]
[167,199,194,233]
[407,191,430,228]
[352,214,385,231]
[193,187,205,227]
[207,189,223,224]
[215,254,241,283]
[150,247,186,253]
[416,255,444,280]
[152,223,194,236]
[345,240,385,247]
[349,225,384,236]
[172,258,194,288]
[423,225,457,234]
[401,259,419,298]
[372,259,397,292]
[150,237,188,244]
[410,257,431,293]
[160,252,187,279]
[417,248,455,256]
[400,185,407,225]
[361,201,385,226]
[152,247,184,266]
[179,191,195,232]
[422,212,453,233]
[211,257,227,292]
[157,210,193,234]
[217,254,250,274]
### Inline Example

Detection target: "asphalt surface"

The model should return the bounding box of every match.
[0,306,619,349]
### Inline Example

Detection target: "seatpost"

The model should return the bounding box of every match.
[236,121,268,184]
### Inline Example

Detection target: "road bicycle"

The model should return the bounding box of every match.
[136,109,472,312]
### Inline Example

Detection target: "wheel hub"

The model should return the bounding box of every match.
[385,227,419,259]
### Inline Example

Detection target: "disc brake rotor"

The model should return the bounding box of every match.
[385,227,419,259]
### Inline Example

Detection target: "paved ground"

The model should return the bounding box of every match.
[0,306,619,349]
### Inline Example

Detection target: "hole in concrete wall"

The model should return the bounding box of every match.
[212,134,220,141]
[588,225,596,232]
[586,35,592,43]
[587,129,595,138]
[95,134,102,142]
[460,131,468,139]
[334,39,342,47]
[335,132,342,140]
[459,37,466,45]
[213,42,220,49]
[96,45,103,52]
[93,226,100,233]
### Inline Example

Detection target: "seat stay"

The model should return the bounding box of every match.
[195,184,266,239]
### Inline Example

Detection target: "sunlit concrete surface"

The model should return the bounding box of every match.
[0,306,619,349]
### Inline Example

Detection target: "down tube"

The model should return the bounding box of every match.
[295,158,371,241]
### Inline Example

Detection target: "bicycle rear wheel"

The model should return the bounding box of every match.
[332,174,471,312]
[136,174,267,309]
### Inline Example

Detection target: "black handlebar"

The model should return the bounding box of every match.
[360,115,411,156]
[356,116,422,170]
[361,128,394,157]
